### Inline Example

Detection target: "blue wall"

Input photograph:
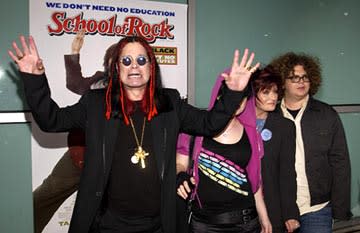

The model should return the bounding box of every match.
[0,0,359,232]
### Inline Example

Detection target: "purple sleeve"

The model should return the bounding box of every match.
[176,133,191,156]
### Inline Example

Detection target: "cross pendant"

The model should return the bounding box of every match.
[134,146,149,169]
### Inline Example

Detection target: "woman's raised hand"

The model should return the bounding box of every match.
[222,48,260,91]
[8,35,45,75]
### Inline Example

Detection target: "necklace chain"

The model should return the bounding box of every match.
[129,116,146,147]
[221,119,236,137]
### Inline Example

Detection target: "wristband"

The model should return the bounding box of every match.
[176,171,195,190]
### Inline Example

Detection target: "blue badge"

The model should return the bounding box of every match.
[261,129,272,141]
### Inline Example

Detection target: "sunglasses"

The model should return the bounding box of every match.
[119,55,149,67]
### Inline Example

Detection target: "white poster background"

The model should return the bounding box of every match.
[30,0,187,232]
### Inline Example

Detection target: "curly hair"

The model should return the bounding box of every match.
[269,52,322,96]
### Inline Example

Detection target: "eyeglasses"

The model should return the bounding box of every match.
[287,75,310,83]
[119,55,149,67]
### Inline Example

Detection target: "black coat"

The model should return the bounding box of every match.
[23,73,245,233]
[288,98,352,220]
[260,112,299,232]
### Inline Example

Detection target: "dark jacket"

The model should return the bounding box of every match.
[279,97,352,220]
[261,112,299,232]
[22,73,245,233]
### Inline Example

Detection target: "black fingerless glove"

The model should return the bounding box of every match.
[176,172,195,190]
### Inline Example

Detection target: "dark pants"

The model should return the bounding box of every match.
[272,225,287,233]
[296,204,332,233]
[176,196,191,233]
[99,209,162,233]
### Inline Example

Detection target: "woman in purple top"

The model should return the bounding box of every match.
[176,68,272,233]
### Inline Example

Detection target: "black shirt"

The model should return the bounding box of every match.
[106,107,161,217]
[287,108,300,119]
[194,132,255,215]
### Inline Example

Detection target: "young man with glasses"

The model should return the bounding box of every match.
[269,52,352,233]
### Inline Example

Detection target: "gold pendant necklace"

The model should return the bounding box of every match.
[129,116,149,169]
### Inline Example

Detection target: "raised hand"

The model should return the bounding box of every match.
[8,35,44,75]
[221,48,260,91]
[72,29,85,54]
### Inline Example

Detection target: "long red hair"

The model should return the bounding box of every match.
[105,36,158,125]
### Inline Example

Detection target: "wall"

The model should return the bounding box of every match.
[193,0,360,216]
[194,0,360,107]
[0,0,32,231]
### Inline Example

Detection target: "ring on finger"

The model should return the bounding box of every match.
[18,55,24,60]
[250,67,258,74]
[37,59,44,70]
[246,66,252,71]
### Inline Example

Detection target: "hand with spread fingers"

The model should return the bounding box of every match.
[285,219,300,232]
[221,48,260,92]
[72,29,85,54]
[8,35,45,75]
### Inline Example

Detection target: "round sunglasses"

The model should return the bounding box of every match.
[119,55,149,67]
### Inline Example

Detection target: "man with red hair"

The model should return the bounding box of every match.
[9,35,259,233]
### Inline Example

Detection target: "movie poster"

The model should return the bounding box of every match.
[29,0,187,231]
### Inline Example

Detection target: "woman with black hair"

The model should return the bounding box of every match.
[176,68,271,233]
